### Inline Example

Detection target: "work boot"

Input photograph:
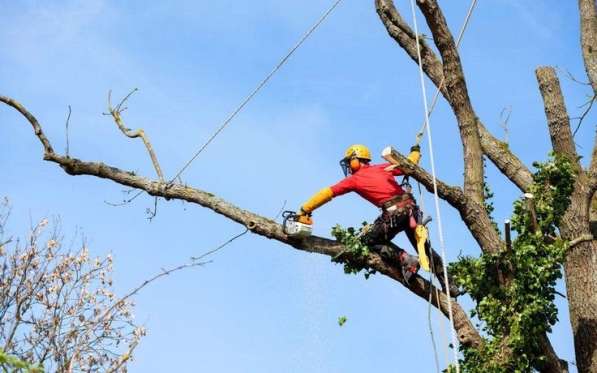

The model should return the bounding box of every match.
[398,251,420,285]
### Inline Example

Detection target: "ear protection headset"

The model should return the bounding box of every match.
[349,158,361,172]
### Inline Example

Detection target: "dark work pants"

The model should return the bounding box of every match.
[362,206,446,278]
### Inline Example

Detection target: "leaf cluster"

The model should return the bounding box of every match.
[449,154,575,372]
[330,223,376,279]
[0,348,43,372]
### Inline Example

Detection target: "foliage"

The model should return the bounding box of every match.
[449,154,576,372]
[0,199,145,373]
[337,316,348,327]
[0,348,43,372]
[330,223,376,279]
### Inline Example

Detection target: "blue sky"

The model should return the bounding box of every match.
[1,1,594,372]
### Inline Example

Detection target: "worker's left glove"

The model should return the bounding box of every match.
[407,144,422,165]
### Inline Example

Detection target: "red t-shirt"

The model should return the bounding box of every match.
[330,163,405,207]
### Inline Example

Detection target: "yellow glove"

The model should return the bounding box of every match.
[300,187,334,214]
[407,145,422,165]
[415,224,431,272]
[297,214,313,225]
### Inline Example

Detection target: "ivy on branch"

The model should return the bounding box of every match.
[449,154,576,372]
[331,223,376,279]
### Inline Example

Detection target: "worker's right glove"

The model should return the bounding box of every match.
[299,187,334,219]
[297,214,313,225]
[296,208,313,225]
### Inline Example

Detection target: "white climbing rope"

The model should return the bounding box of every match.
[407,0,463,372]
[170,0,345,183]
[411,1,479,370]
[416,183,443,373]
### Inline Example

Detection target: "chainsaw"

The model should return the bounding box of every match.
[282,211,313,238]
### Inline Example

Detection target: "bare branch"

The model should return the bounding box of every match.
[374,0,533,193]
[478,124,533,192]
[375,0,445,91]
[1,96,482,348]
[106,89,165,182]
[383,146,503,254]
[190,228,248,261]
[0,96,54,155]
[538,333,570,373]
[579,0,597,92]
[499,106,512,144]
[382,146,466,208]
[572,93,596,137]
[591,132,597,192]
[104,190,145,207]
[415,0,485,204]
[65,105,72,157]
[536,67,580,170]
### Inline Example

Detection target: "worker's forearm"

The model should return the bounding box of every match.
[301,187,333,214]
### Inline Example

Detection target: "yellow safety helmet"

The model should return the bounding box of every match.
[340,144,371,176]
[343,144,371,161]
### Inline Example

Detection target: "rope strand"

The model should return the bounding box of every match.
[415,0,479,146]
[169,0,345,183]
[408,0,461,371]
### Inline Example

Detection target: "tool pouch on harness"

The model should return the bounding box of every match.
[382,193,417,225]
[381,194,418,233]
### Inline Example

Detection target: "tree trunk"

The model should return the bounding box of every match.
[560,178,597,373]
[579,0,597,92]
[536,66,596,373]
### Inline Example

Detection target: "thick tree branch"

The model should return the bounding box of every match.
[0,96,482,348]
[383,147,466,207]
[415,0,485,204]
[590,131,597,193]
[375,0,534,193]
[536,64,597,373]
[383,147,502,254]
[375,0,446,92]
[579,0,597,93]
[538,333,570,373]
[478,124,533,192]
[536,67,580,170]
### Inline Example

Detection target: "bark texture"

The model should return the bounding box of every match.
[536,68,579,169]
[374,1,569,371]
[536,68,597,373]
[0,95,482,349]
[416,0,484,204]
[2,1,593,370]
[375,0,533,193]
[579,0,597,93]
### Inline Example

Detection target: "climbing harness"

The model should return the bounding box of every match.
[169,0,345,184]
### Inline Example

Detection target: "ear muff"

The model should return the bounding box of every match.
[349,158,361,172]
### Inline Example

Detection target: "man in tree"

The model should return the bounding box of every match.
[297,144,434,284]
